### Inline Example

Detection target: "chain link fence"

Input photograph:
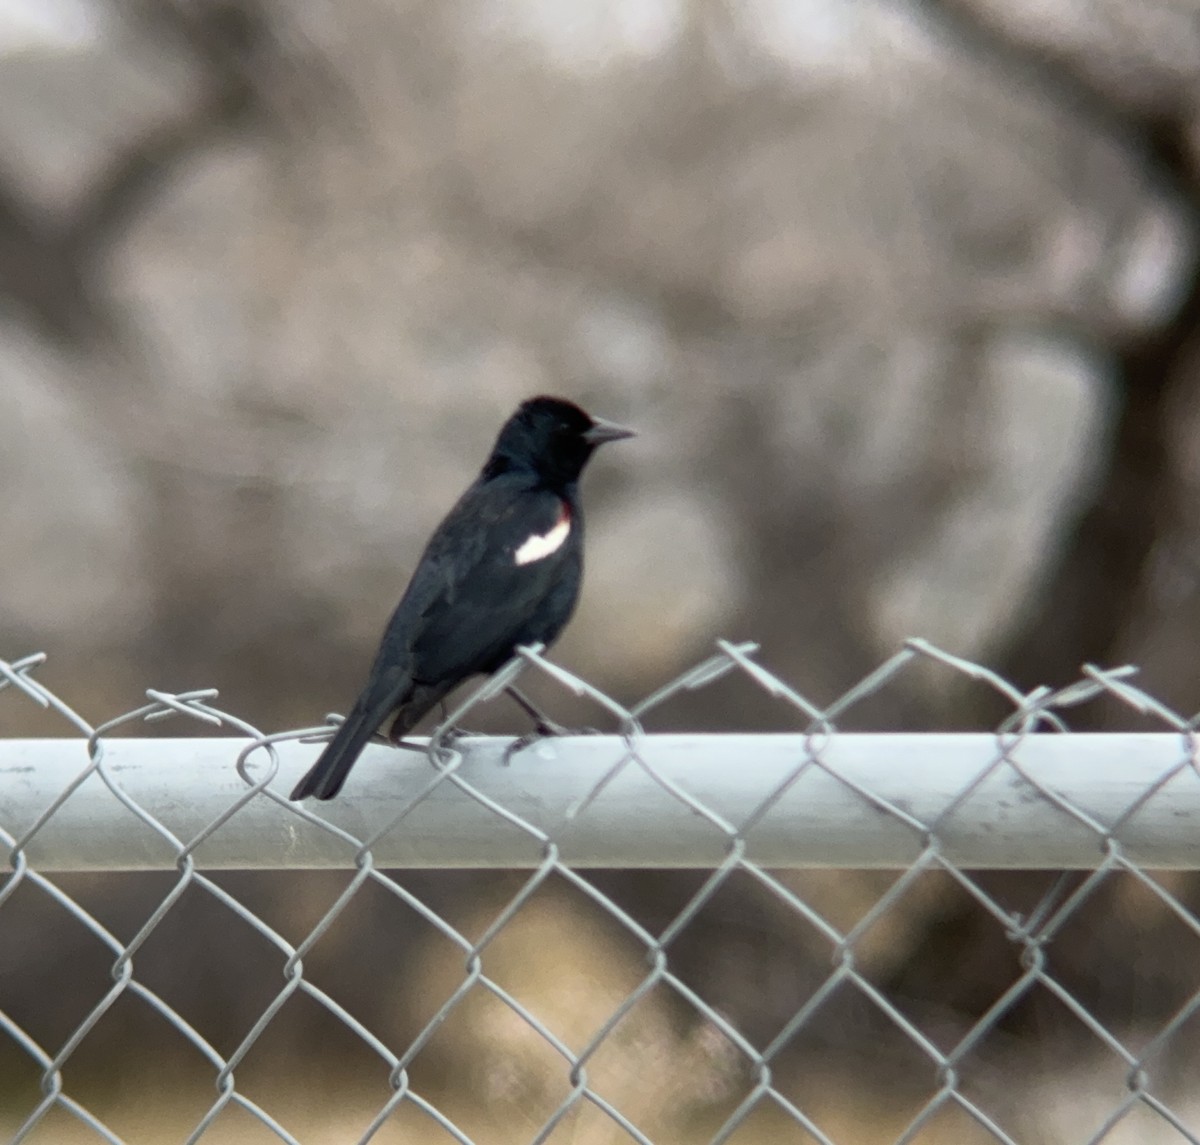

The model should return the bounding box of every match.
[4,640,1200,1144]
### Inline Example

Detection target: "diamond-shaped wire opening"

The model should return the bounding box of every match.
[1035,869,1200,1072]
[222,988,419,1137]
[743,760,931,870]
[40,989,235,1143]
[646,867,845,1043]
[127,876,305,1041]
[383,874,742,1142]
[9,760,190,873]
[269,870,470,1024]
[0,873,135,1053]
[363,765,562,864]
[0,869,302,1136]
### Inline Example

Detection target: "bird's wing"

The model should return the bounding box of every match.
[382,476,579,683]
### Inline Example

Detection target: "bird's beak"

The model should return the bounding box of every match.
[583,417,636,445]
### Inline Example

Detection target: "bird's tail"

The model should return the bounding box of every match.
[290,666,418,801]
[290,692,391,801]
[290,671,451,802]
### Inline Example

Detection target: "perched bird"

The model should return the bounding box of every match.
[290,396,635,801]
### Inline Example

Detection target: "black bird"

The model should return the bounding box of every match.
[290,396,635,801]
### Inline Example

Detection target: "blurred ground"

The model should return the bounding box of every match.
[5,0,1200,1140]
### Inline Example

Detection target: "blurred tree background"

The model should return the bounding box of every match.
[5,0,1200,1141]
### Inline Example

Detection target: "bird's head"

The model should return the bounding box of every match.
[485,396,635,485]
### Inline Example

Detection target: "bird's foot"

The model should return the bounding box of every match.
[502,723,603,765]
[438,723,484,746]
[502,732,542,765]
[388,736,428,753]
[530,714,570,737]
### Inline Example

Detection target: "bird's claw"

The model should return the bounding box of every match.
[429,723,483,750]
[502,724,604,764]
[502,732,540,764]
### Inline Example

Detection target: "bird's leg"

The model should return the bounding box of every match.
[432,699,487,745]
[502,686,602,764]
[504,686,570,736]
[381,701,488,752]
[502,733,542,765]
[386,712,430,753]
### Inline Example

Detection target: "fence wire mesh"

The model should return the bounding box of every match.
[4,640,1200,1145]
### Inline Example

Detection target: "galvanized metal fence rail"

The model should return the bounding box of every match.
[3,641,1200,1144]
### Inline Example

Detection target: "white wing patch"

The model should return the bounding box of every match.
[514,512,571,565]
